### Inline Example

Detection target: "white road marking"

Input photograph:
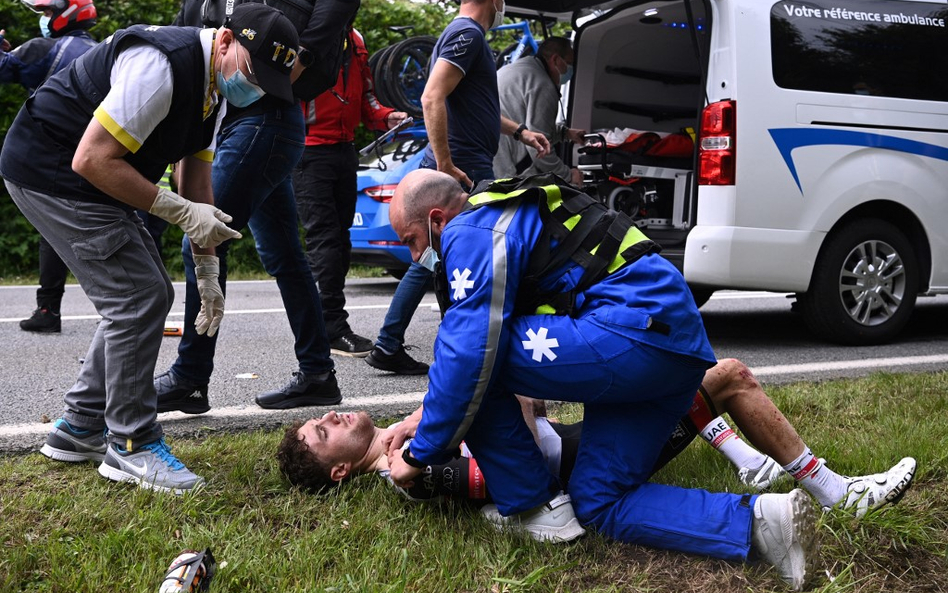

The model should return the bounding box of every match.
[5,353,948,440]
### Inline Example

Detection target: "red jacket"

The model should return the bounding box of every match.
[301,28,395,146]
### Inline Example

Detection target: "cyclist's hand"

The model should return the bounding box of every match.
[386,111,409,129]
[567,128,589,145]
[521,130,551,158]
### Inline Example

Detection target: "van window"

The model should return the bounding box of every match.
[770,0,948,101]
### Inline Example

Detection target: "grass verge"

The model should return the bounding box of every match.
[2,371,946,592]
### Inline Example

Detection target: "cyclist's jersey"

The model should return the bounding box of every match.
[422,16,499,176]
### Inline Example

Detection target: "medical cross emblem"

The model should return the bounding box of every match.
[450,268,475,300]
[522,327,559,362]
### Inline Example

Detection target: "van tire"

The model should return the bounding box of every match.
[801,219,918,345]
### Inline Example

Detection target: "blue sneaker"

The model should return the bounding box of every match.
[40,418,107,463]
[97,438,204,494]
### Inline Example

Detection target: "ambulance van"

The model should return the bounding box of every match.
[515,0,948,344]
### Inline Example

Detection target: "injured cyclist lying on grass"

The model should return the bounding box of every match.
[276,358,916,587]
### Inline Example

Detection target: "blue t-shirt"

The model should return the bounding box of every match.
[424,17,499,178]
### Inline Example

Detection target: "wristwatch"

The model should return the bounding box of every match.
[513,123,528,141]
[401,447,427,469]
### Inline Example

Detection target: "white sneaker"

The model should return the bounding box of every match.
[480,492,586,543]
[738,456,788,490]
[833,457,916,518]
[751,489,818,591]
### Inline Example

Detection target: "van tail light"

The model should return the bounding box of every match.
[698,100,736,185]
[364,184,398,202]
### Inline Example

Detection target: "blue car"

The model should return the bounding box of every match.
[350,124,428,278]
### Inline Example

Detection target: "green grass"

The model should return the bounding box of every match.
[2,372,946,592]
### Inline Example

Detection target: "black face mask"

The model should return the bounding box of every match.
[432,261,451,319]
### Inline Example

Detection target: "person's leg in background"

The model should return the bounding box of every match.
[20,236,68,333]
[250,170,341,410]
[156,105,337,412]
[366,261,431,375]
[293,142,373,356]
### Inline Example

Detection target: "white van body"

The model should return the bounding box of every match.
[555,0,948,343]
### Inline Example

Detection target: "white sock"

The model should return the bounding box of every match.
[700,416,770,471]
[782,447,848,507]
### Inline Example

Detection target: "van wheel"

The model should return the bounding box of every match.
[800,219,917,345]
[386,268,407,280]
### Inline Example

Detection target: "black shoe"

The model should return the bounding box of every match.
[20,307,61,333]
[155,370,210,414]
[366,346,429,375]
[255,370,342,409]
[330,332,373,358]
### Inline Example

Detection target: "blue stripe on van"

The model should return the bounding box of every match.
[768,128,948,192]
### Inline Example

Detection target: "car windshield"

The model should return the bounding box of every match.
[358,136,429,171]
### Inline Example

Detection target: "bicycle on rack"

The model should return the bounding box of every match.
[369,26,436,120]
[490,20,540,69]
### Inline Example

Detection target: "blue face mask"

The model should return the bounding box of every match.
[417,215,441,273]
[560,64,574,86]
[216,45,265,108]
[39,15,51,38]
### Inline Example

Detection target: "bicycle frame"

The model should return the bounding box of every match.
[492,20,539,66]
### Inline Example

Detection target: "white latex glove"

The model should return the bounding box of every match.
[149,187,242,249]
[193,254,224,337]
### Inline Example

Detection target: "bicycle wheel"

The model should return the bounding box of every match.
[381,36,436,120]
[370,43,399,106]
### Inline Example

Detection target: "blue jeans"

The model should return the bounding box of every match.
[376,261,432,353]
[172,104,334,384]
[375,158,494,352]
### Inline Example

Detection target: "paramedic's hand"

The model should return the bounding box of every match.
[388,451,423,488]
[570,168,584,187]
[149,187,241,249]
[566,128,588,145]
[521,129,550,158]
[193,254,224,337]
[384,406,422,455]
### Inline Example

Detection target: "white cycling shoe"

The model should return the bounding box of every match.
[832,456,917,518]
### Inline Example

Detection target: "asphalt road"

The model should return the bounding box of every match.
[2,278,947,452]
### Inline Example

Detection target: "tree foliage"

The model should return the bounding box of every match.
[0,0,510,278]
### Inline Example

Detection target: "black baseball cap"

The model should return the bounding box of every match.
[225,3,299,104]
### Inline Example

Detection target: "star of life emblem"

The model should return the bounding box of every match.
[450,268,475,300]
[522,327,559,362]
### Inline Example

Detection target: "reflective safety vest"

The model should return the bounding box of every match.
[440,173,662,318]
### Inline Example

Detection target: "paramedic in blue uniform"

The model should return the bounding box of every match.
[385,169,818,590]
[0,4,298,493]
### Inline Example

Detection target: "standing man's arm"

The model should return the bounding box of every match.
[499,114,551,159]
[421,59,471,187]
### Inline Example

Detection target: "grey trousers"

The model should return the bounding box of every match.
[7,181,173,449]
